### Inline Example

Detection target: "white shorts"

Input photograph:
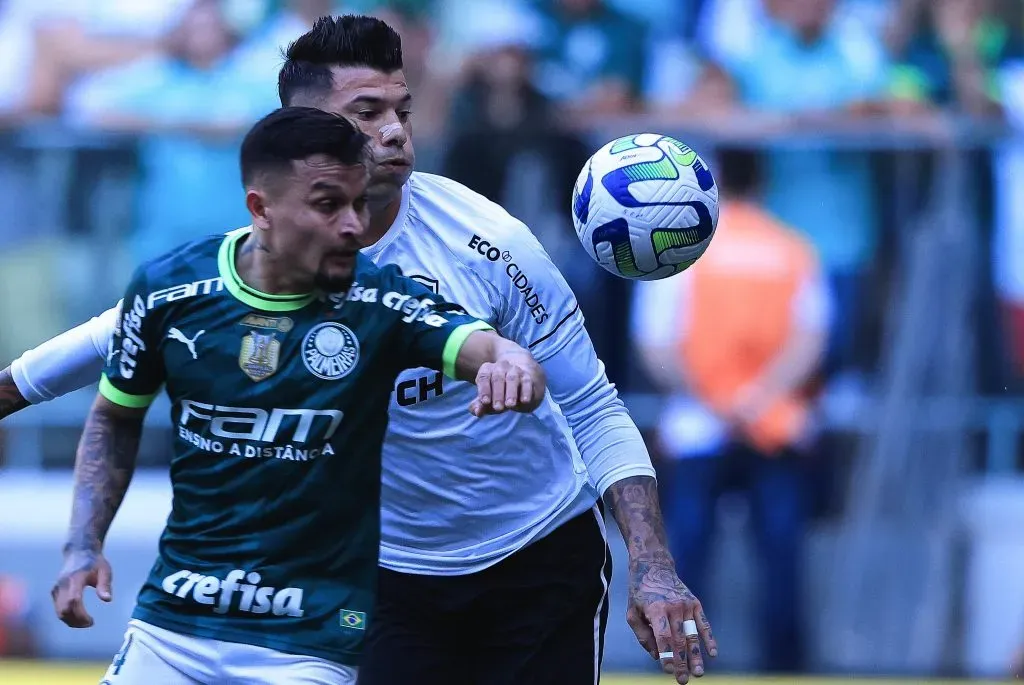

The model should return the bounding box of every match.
[99,619,358,685]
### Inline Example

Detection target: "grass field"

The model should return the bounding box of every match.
[0,663,1000,685]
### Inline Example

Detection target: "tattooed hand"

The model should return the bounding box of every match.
[52,547,113,628]
[625,559,716,684]
[605,476,717,684]
[0,366,29,420]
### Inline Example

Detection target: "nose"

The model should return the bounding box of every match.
[379,116,407,148]
[337,206,367,242]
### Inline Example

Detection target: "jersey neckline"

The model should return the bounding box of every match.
[217,227,318,312]
[361,180,411,259]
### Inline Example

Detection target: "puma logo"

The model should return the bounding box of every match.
[167,327,205,360]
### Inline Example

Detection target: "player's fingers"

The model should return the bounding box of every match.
[697,607,717,657]
[51,573,82,605]
[625,606,659,661]
[503,366,522,408]
[53,577,92,628]
[650,612,679,677]
[475,365,493,407]
[95,563,114,602]
[489,366,507,412]
[518,372,534,408]
[65,595,94,628]
[665,615,691,684]
[679,616,704,678]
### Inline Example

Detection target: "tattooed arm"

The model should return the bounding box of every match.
[0,366,29,419]
[52,395,145,628]
[531,315,717,681]
[605,475,717,684]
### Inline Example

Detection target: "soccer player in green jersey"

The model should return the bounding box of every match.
[49,106,545,685]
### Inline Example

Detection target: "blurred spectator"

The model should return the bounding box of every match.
[691,0,892,378]
[887,0,1016,116]
[442,2,587,205]
[234,0,341,86]
[0,1,39,122]
[531,0,648,119]
[63,0,279,265]
[631,149,829,674]
[694,0,766,68]
[995,58,1024,380]
[0,574,35,657]
[19,0,193,115]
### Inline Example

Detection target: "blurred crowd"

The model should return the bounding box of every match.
[0,0,1021,384]
[0,0,1016,364]
[1,0,1024,674]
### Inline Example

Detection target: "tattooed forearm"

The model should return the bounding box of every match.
[0,366,29,419]
[65,401,142,555]
[610,481,717,669]
[604,475,675,565]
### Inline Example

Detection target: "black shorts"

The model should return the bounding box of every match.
[358,505,612,685]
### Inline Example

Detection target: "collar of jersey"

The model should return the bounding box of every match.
[217,227,318,312]
[361,180,411,259]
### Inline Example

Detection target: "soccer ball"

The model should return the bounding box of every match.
[571,133,719,281]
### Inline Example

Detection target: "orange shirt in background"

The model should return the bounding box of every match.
[677,200,821,453]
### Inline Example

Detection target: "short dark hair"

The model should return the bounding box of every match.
[715,147,762,198]
[278,15,404,106]
[240,106,369,186]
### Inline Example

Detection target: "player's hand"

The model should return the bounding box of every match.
[51,549,113,628]
[625,560,717,684]
[468,351,545,417]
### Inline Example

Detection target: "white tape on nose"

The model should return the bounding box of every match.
[379,123,402,141]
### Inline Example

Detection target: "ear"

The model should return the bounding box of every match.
[246,188,271,230]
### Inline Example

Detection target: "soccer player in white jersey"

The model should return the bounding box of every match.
[0,15,716,685]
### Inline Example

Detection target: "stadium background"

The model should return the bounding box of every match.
[1,0,1024,681]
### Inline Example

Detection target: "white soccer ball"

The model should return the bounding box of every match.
[571,133,719,281]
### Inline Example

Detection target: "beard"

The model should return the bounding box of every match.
[314,270,354,295]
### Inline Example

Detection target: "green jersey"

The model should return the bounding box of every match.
[100,227,490,665]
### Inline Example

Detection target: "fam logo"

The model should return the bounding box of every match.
[302,322,360,380]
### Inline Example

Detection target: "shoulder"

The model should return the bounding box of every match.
[352,253,405,287]
[408,172,537,247]
[407,172,547,269]
[346,257,427,306]
[131,232,228,310]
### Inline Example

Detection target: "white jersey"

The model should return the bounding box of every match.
[11,172,656,575]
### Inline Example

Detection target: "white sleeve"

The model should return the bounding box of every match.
[543,323,657,496]
[11,302,121,404]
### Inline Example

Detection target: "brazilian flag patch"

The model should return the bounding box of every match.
[339,609,367,631]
